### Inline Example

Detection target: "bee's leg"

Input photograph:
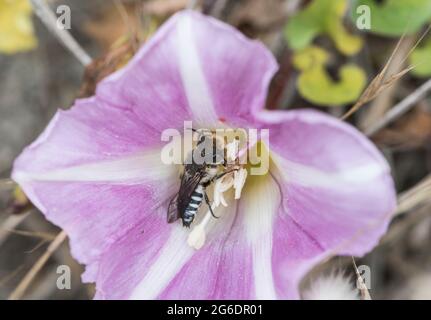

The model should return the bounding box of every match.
[204,192,219,219]
[213,170,232,182]
[212,168,239,182]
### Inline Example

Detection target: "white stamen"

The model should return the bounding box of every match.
[187,224,206,250]
[226,139,240,162]
[234,168,247,199]
[214,175,234,207]
[187,203,215,250]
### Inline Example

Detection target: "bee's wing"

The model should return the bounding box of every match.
[167,168,204,224]
[167,193,180,223]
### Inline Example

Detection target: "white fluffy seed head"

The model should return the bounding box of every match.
[302,273,359,300]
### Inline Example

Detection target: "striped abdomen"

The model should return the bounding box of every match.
[182,184,205,227]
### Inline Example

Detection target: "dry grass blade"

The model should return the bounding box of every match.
[342,65,413,121]
[25,239,50,254]
[0,265,25,288]
[143,0,188,16]
[396,174,431,216]
[399,24,431,67]
[378,178,431,245]
[0,178,15,192]
[352,257,371,300]
[342,25,431,121]
[0,178,13,185]
[382,203,431,245]
[365,78,431,136]
[187,0,199,10]
[113,0,137,47]
[30,0,92,66]
[341,34,406,120]
[0,211,31,247]
[359,36,416,130]
[0,228,57,241]
[8,230,67,300]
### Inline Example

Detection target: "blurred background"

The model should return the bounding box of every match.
[1,0,431,299]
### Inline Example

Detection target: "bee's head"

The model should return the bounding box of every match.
[192,129,212,145]
[192,128,225,166]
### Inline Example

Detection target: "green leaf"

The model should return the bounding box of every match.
[285,0,363,56]
[351,0,431,37]
[409,38,431,78]
[293,46,367,107]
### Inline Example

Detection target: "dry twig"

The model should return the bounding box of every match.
[341,35,414,121]
[0,178,13,186]
[342,26,431,123]
[8,230,67,300]
[395,174,431,216]
[365,78,431,136]
[360,36,416,130]
[0,211,31,247]
[187,0,199,10]
[382,203,431,245]
[1,229,56,241]
[352,257,371,300]
[30,0,92,66]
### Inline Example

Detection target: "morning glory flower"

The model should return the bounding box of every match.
[12,10,396,299]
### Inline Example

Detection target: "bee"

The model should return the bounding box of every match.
[167,129,228,227]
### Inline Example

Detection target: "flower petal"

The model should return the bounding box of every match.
[94,196,247,299]
[247,109,396,299]
[95,178,282,300]
[239,174,281,299]
[158,198,256,300]
[96,10,278,128]
[95,218,192,299]
[12,97,178,280]
[186,11,278,124]
[12,11,278,298]
[263,108,395,258]
[271,213,327,299]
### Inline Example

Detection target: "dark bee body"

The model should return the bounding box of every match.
[183,183,205,226]
[171,163,218,227]
[167,130,222,227]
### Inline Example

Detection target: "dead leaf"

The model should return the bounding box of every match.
[78,38,138,98]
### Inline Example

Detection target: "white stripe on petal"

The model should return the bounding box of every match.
[130,226,194,299]
[272,152,385,189]
[242,175,280,299]
[176,14,218,126]
[13,150,176,184]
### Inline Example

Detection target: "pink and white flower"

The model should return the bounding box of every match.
[12,10,396,299]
